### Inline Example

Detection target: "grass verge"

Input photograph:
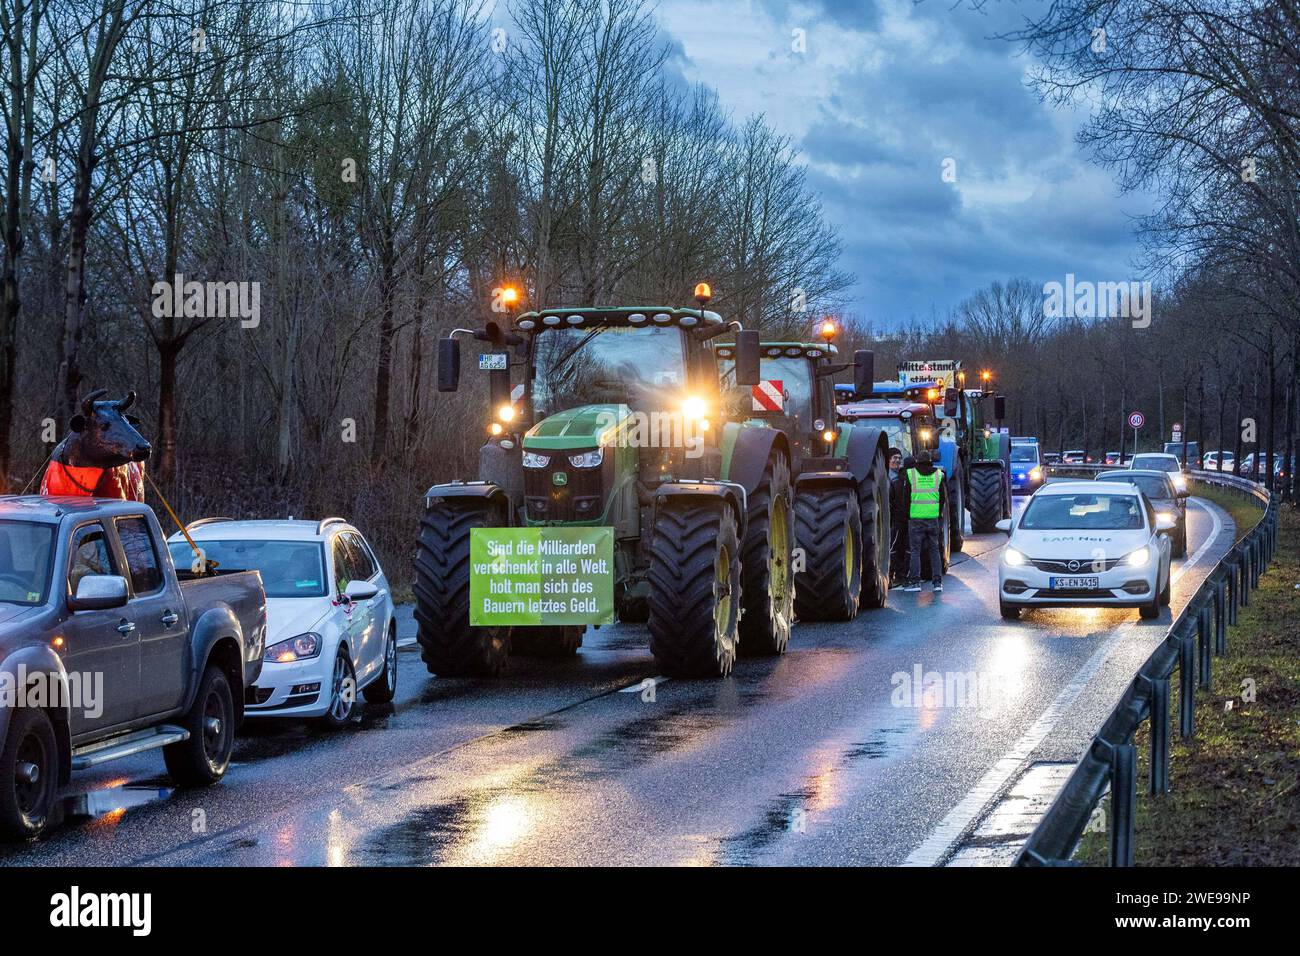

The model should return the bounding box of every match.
[1075,503,1299,865]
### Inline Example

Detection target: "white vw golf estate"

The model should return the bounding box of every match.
[168,517,397,728]
[996,482,1174,620]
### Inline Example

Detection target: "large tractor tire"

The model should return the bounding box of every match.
[647,499,742,677]
[793,485,862,622]
[738,453,794,657]
[949,464,965,553]
[413,498,512,677]
[857,446,891,609]
[968,465,1004,534]
[511,626,583,658]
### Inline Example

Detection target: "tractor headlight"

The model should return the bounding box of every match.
[568,449,603,468]
[522,451,550,468]
[1124,546,1151,567]
[682,395,707,420]
[1003,547,1027,567]
[497,404,516,423]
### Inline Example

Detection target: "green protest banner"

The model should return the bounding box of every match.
[469,527,615,626]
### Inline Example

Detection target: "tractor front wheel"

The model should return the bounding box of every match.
[413,499,512,677]
[647,499,742,677]
[793,485,862,622]
[857,445,891,609]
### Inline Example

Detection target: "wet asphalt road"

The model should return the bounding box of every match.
[0,495,1234,866]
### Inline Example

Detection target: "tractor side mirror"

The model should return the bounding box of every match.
[438,337,461,392]
[854,350,874,398]
[994,394,1007,421]
[489,363,511,412]
[734,330,761,386]
[943,387,959,417]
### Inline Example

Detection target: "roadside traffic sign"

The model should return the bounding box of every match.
[1128,411,1145,429]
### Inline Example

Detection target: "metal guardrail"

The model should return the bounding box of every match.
[1016,468,1280,866]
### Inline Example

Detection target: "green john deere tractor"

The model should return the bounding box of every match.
[416,295,796,679]
[714,340,891,622]
[938,382,1012,534]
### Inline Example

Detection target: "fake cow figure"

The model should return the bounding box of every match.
[41,389,151,501]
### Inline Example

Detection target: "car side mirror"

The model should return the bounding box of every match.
[994,518,1012,534]
[1155,513,1177,531]
[853,350,874,399]
[1176,488,1190,499]
[734,330,761,386]
[69,574,129,611]
[343,580,380,603]
[437,337,460,392]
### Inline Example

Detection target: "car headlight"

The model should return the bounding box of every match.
[568,449,603,468]
[1172,473,1187,490]
[265,633,321,662]
[522,451,550,468]
[1003,547,1027,567]
[1029,467,1042,480]
[1124,546,1151,567]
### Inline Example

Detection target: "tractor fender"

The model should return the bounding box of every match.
[479,442,523,510]
[423,479,510,512]
[654,480,748,540]
[722,425,792,497]
[842,423,889,486]
[794,470,857,492]
[0,644,74,785]
[936,437,960,480]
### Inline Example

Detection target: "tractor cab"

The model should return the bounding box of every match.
[715,342,842,470]
[837,384,943,460]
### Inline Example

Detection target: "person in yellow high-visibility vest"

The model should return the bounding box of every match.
[903,450,949,592]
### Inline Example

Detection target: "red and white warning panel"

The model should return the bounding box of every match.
[752,379,784,412]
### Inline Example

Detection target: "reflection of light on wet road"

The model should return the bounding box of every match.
[327,809,348,867]
[453,794,535,864]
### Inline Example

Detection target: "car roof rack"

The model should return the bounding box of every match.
[317,516,349,535]
[186,517,234,531]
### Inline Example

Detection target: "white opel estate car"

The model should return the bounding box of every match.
[996,482,1174,620]
[168,518,396,728]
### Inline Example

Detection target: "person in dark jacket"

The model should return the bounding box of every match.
[902,449,949,592]
[887,448,908,586]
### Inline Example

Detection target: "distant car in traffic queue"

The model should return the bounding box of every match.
[1104,450,1122,466]
[1128,452,1188,491]
[1203,450,1234,472]
[1096,468,1189,558]
[168,517,397,730]
[1009,439,1043,494]
[1061,449,1091,464]
[996,481,1174,621]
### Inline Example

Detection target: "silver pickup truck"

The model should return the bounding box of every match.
[0,496,266,839]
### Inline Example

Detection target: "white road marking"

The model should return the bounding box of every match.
[902,498,1224,866]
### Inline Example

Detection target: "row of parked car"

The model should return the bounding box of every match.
[0,496,395,839]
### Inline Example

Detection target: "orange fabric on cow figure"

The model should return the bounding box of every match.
[40,389,151,502]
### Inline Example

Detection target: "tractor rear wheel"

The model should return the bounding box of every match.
[511,626,583,658]
[968,465,1003,533]
[857,445,891,609]
[413,498,512,677]
[793,485,861,621]
[739,453,794,656]
[647,499,741,677]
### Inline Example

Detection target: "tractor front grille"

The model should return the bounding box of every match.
[524,454,603,522]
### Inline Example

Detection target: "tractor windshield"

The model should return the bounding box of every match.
[718,356,814,427]
[531,324,687,416]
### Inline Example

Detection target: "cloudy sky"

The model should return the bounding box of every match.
[655,0,1154,328]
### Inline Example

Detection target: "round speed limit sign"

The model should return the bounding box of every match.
[1128,411,1145,429]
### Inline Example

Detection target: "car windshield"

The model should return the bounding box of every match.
[168,539,326,598]
[1131,455,1177,472]
[1020,493,1144,530]
[531,324,686,416]
[719,355,814,428]
[1011,445,1039,463]
[0,520,55,605]
[1098,474,1171,500]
